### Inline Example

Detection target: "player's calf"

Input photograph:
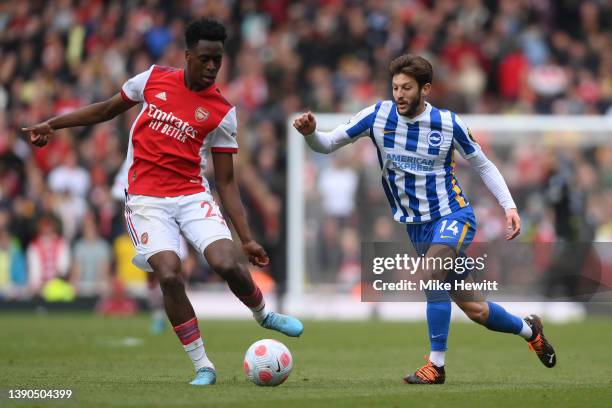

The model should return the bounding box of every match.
[206,241,304,337]
[455,300,489,324]
[208,256,269,321]
[149,251,194,325]
[215,260,256,302]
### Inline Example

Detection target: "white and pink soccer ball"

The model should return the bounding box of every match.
[244,339,293,386]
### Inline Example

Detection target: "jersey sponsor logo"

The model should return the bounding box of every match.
[386,153,434,172]
[427,130,443,147]
[195,107,209,122]
[155,91,167,101]
[147,103,197,142]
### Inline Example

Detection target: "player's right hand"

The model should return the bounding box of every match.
[242,240,270,268]
[293,111,316,136]
[505,208,521,240]
[22,121,54,147]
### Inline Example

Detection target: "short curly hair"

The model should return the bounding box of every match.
[389,54,433,88]
[184,18,227,49]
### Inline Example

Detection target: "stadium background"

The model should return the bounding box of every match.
[0,1,610,310]
[1,1,612,407]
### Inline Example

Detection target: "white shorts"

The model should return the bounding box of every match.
[124,191,232,272]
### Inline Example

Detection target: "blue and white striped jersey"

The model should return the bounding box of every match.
[332,101,480,223]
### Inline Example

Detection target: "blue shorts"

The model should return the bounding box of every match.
[406,206,477,257]
[406,207,477,299]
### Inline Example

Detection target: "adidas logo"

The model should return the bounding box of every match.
[155,92,167,101]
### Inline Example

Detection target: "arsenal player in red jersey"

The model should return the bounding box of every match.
[23,18,303,386]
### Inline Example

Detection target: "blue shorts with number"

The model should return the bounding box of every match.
[406,206,477,256]
[406,207,477,298]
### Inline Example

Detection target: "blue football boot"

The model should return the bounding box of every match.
[260,312,304,337]
[190,367,216,385]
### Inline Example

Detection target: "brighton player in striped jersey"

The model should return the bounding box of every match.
[294,55,556,384]
[23,18,303,386]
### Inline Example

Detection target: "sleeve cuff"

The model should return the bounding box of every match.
[120,88,138,103]
[211,147,238,153]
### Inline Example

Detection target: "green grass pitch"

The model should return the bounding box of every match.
[1,313,611,407]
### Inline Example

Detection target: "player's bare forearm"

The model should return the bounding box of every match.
[22,93,136,147]
[212,153,254,244]
[212,152,269,266]
[52,95,135,129]
[216,179,254,243]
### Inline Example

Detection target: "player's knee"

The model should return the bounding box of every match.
[157,273,185,297]
[212,258,243,281]
[154,263,184,293]
[421,266,447,282]
[149,253,182,288]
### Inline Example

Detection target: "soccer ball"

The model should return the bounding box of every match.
[243,339,293,386]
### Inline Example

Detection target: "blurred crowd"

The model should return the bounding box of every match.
[0,0,610,299]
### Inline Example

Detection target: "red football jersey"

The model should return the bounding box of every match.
[120,65,238,197]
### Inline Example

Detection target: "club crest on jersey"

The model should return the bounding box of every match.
[195,107,209,122]
[427,131,444,147]
[141,232,149,244]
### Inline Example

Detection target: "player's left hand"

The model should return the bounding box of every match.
[22,121,55,147]
[505,208,521,240]
[242,240,270,267]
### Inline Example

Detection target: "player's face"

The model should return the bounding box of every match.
[392,73,430,117]
[185,40,224,89]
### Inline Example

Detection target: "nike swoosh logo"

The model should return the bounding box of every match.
[275,359,281,372]
[440,235,455,239]
[548,353,555,364]
[383,130,395,134]
[431,334,444,339]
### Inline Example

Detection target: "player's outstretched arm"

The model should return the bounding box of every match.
[22,93,137,147]
[212,152,270,267]
[293,111,317,136]
[293,111,333,153]
[294,108,373,153]
[466,151,521,240]
[293,111,346,153]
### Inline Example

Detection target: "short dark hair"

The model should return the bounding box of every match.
[184,18,227,49]
[389,54,433,88]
